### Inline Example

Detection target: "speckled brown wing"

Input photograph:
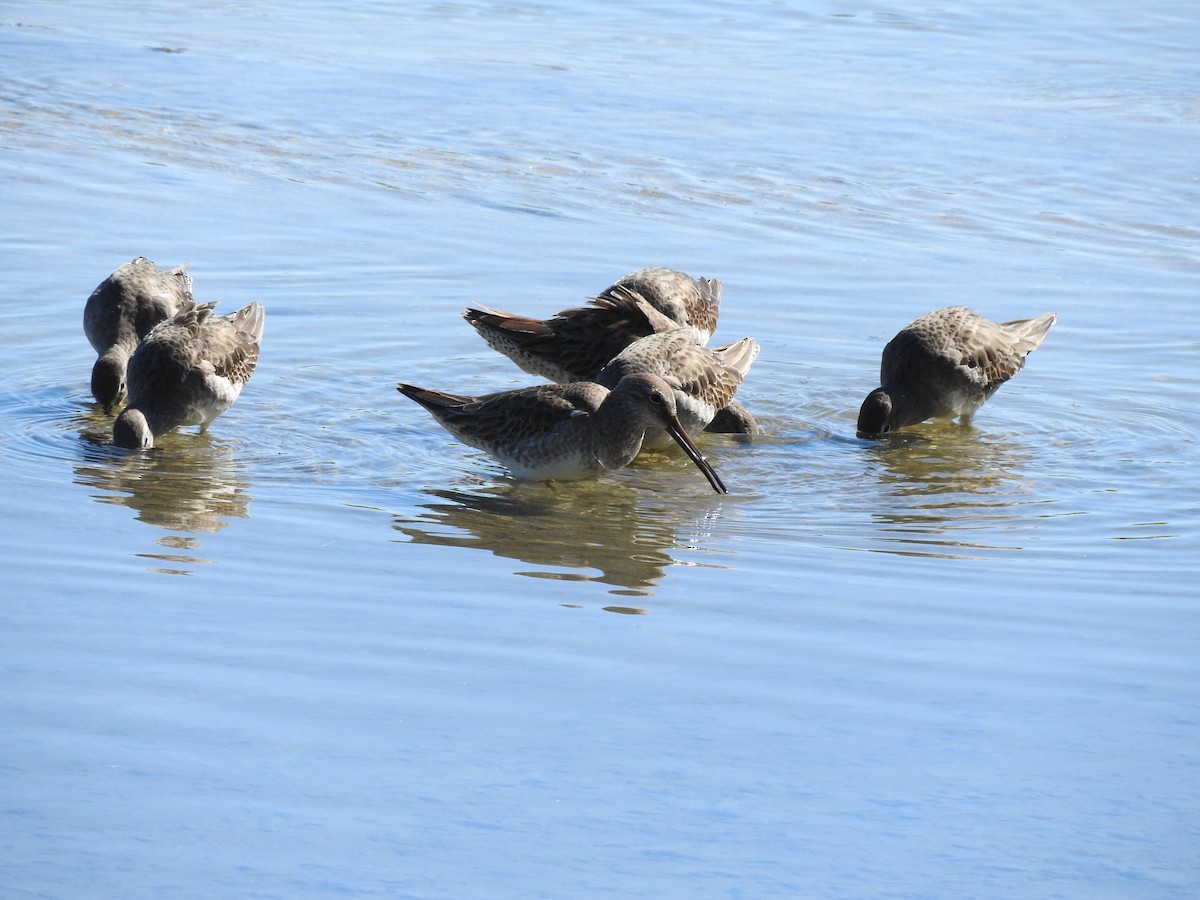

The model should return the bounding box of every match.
[463,268,721,383]
[131,300,262,412]
[464,286,673,382]
[397,381,606,450]
[884,308,968,378]
[538,285,679,375]
[203,302,264,386]
[668,349,744,414]
[932,308,1044,394]
[597,331,744,409]
[594,330,757,439]
[112,298,264,445]
[613,267,721,343]
[958,325,1026,392]
[874,306,1056,430]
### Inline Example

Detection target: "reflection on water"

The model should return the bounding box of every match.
[393,476,724,599]
[73,409,253,571]
[855,423,1043,558]
[135,536,217,577]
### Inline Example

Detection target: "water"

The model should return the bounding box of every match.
[3,1,1198,896]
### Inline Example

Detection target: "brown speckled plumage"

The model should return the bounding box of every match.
[83,257,193,407]
[462,268,756,434]
[462,267,722,383]
[112,299,265,449]
[857,306,1056,437]
[596,331,759,445]
[397,372,727,493]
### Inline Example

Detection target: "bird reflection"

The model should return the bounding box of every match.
[74,410,253,537]
[858,424,1039,558]
[393,474,720,597]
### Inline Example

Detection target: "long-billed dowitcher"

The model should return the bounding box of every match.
[396,372,727,493]
[463,268,757,434]
[856,306,1056,437]
[113,299,266,449]
[461,267,722,383]
[595,330,759,447]
[84,256,193,408]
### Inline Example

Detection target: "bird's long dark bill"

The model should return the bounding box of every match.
[666,418,728,494]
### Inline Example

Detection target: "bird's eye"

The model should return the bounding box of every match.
[650,391,666,404]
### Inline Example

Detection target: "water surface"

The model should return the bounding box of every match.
[2,1,1198,897]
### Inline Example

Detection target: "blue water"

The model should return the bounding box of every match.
[2,1,1198,897]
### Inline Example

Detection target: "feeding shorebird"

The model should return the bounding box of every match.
[856,306,1056,437]
[396,372,727,493]
[595,330,759,448]
[83,256,193,408]
[112,298,266,449]
[462,267,756,434]
[462,267,721,381]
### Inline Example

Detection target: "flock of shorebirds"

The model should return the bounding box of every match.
[84,257,1056,492]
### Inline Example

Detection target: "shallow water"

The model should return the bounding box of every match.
[3,1,1199,897]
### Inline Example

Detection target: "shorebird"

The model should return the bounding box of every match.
[856,306,1056,437]
[396,372,728,493]
[84,256,193,408]
[462,267,722,383]
[595,330,759,447]
[112,299,266,449]
[462,267,757,434]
